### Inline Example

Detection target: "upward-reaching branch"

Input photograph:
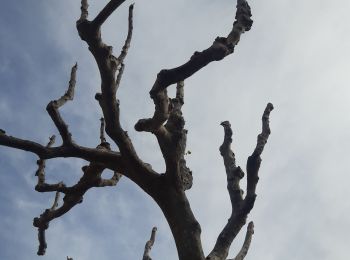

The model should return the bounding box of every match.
[46,63,77,146]
[142,227,157,260]
[207,103,273,260]
[244,103,274,212]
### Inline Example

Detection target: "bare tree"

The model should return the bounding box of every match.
[0,0,273,259]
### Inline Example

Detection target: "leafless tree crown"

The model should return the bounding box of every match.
[0,0,273,259]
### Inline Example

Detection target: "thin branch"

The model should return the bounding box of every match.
[46,63,77,145]
[50,191,60,211]
[35,190,61,255]
[230,222,254,260]
[117,4,134,63]
[142,227,157,260]
[115,63,125,90]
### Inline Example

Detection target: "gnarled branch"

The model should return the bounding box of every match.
[33,142,122,255]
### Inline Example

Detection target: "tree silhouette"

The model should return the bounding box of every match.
[0,0,273,259]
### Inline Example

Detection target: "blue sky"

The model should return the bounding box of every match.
[1,0,350,259]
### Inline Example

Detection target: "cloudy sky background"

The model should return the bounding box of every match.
[0,0,349,259]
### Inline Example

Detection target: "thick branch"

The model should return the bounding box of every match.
[142,227,157,260]
[46,63,77,145]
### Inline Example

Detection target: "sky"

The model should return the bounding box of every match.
[0,0,349,259]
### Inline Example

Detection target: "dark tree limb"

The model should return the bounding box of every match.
[135,0,253,133]
[207,103,273,260]
[46,63,77,146]
[142,227,157,260]
[92,0,126,28]
[0,133,125,172]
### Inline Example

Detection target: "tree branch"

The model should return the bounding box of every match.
[0,133,125,172]
[230,222,254,260]
[207,103,273,260]
[219,121,244,212]
[92,0,126,28]
[34,143,123,255]
[135,0,253,133]
[117,4,134,64]
[142,227,157,260]
[36,135,56,187]
[243,103,273,213]
[77,1,158,193]
[46,63,77,146]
